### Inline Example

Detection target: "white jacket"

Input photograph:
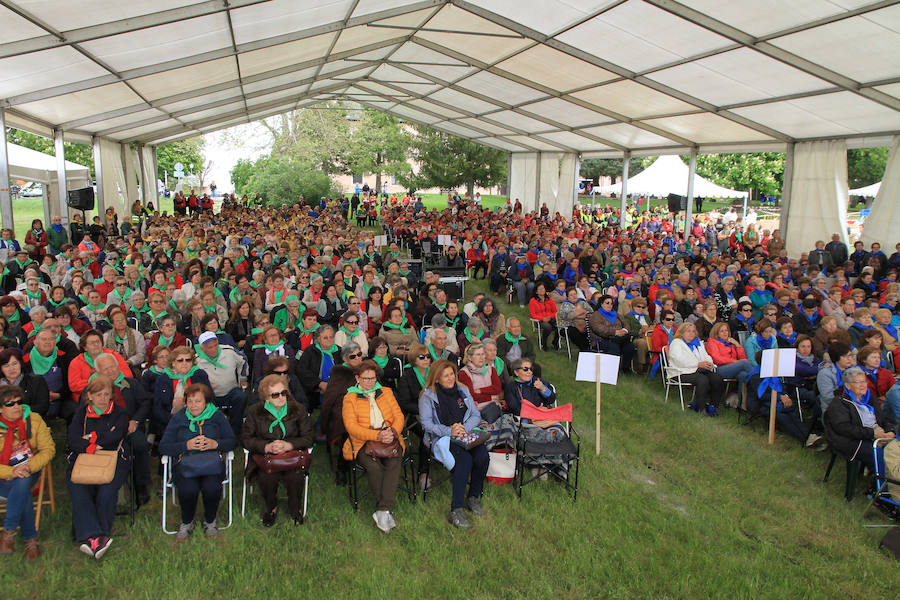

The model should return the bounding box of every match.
[666,338,715,377]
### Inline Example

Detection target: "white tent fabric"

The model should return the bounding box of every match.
[539,153,561,213]
[6,142,90,185]
[597,155,748,198]
[509,153,538,211]
[785,140,849,258]
[0,1,898,155]
[557,153,578,218]
[98,138,128,218]
[849,181,881,196]
[140,145,156,205]
[861,137,900,248]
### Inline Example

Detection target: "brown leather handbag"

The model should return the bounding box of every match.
[363,420,400,459]
[252,449,310,474]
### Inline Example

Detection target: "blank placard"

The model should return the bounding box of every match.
[575,352,619,385]
[760,348,796,378]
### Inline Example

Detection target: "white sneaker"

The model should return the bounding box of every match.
[805,433,824,448]
[385,512,397,531]
[372,511,391,533]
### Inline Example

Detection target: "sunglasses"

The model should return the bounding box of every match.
[2,399,23,407]
[272,370,288,375]
[741,308,752,312]
[268,390,288,399]
[664,318,675,322]
[347,352,362,359]
[175,357,193,363]
[416,354,431,361]
[344,320,359,325]
[516,366,532,372]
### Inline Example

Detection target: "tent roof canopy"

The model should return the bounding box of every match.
[597,154,748,198]
[2,0,899,155]
[6,142,91,185]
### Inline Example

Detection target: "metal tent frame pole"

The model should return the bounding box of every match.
[684,148,698,239]
[0,109,12,231]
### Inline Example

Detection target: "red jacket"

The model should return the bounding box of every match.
[94,280,115,303]
[528,297,557,321]
[705,338,747,366]
[145,331,188,357]
[466,247,486,267]
[67,350,133,401]
[458,367,502,407]
[650,324,673,355]
[864,366,894,398]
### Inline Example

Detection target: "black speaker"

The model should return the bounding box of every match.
[67,187,95,211]
[667,193,685,212]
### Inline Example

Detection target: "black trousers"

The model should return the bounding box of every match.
[679,370,725,407]
[257,469,305,518]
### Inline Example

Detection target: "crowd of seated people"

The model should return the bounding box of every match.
[0,197,897,559]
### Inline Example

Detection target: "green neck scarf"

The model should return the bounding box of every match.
[149,365,165,375]
[114,330,131,347]
[196,346,226,369]
[316,343,338,357]
[271,289,285,304]
[347,382,383,395]
[427,343,441,361]
[26,289,41,300]
[186,403,217,432]
[111,288,131,305]
[493,357,505,375]
[130,304,149,315]
[28,345,57,376]
[413,366,429,388]
[202,303,216,314]
[446,316,459,328]
[250,281,262,289]
[89,371,124,387]
[264,402,288,437]
[433,301,446,312]
[464,329,484,343]
[157,333,174,348]
[149,310,167,321]
[164,365,198,382]
[383,320,407,331]
[504,331,525,344]
[339,325,357,336]
[250,327,264,335]
[372,354,389,369]
[83,352,100,370]
[253,341,284,352]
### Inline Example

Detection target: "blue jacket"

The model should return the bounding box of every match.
[153,369,211,432]
[159,407,235,458]
[418,384,481,447]
[504,377,555,416]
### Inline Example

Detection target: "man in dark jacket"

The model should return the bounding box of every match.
[495,318,536,367]
[488,244,514,295]
[825,233,848,266]
[824,366,895,472]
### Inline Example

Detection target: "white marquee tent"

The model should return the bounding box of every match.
[8,142,90,187]
[0,0,898,253]
[849,181,881,196]
[597,154,748,199]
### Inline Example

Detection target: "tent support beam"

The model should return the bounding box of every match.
[0,109,12,230]
[54,128,68,225]
[621,151,630,219]
[92,137,105,217]
[780,143,795,244]
[684,148,697,239]
[534,151,542,213]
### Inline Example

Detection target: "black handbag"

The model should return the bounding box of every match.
[177,450,224,478]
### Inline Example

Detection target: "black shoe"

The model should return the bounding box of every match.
[292,514,303,526]
[135,485,150,508]
[262,509,277,527]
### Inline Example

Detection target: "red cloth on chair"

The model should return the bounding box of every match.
[520,399,572,423]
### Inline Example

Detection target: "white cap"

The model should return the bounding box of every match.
[198,331,217,344]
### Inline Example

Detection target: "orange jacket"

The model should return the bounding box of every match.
[67,350,133,401]
[341,387,405,460]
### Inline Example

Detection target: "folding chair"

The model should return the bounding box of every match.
[862,439,900,524]
[241,447,311,523]
[645,331,658,378]
[557,322,572,360]
[0,462,55,532]
[530,318,543,348]
[660,347,695,410]
[348,429,416,511]
[161,451,234,534]
[514,400,580,500]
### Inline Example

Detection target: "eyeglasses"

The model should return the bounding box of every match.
[516,366,532,372]
[358,376,377,382]
[115,283,126,287]
[347,352,362,359]
[2,399,23,407]
[175,357,193,363]
[268,390,288,399]
[741,307,752,312]
[344,320,359,325]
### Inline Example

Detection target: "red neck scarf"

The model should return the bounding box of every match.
[0,414,27,465]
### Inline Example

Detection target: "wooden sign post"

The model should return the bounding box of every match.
[760,348,796,446]
[575,352,619,456]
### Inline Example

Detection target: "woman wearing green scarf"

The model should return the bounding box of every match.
[159,383,236,541]
[241,374,313,527]
[153,347,211,435]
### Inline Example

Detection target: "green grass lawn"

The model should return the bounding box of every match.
[13,274,897,599]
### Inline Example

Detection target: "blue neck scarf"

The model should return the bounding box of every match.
[845,388,874,415]
[597,307,618,325]
[756,334,774,349]
[685,337,701,351]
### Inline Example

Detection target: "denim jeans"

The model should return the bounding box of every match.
[448,444,489,510]
[716,360,756,401]
[67,463,129,542]
[0,473,39,539]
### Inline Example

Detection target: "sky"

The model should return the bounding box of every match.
[200,122,270,193]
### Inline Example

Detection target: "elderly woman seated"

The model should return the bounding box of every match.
[242,374,313,527]
[588,294,636,373]
[0,385,55,559]
[342,360,405,533]
[825,365,896,473]
[378,306,417,359]
[153,346,211,436]
[334,310,368,356]
[296,325,341,410]
[457,315,485,355]
[666,322,724,416]
[159,383,235,541]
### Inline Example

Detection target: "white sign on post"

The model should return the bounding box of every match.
[760,348,796,378]
[374,235,388,247]
[575,352,620,385]
[438,234,451,247]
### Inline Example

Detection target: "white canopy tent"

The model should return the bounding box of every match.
[596,154,748,198]
[6,141,91,227]
[0,0,897,246]
[849,181,881,196]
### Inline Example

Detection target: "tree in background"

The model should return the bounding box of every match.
[156,138,205,183]
[580,157,646,183]
[245,155,337,206]
[344,110,412,195]
[5,128,94,176]
[230,158,254,196]
[261,102,355,175]
[848,148,888,189]
[693,152,785,198]
[405,127,507,198]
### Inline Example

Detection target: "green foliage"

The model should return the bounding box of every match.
[156,138,205,181]
[693,152,785,196]
[580,157,646,181]
[264,101,355,175]
[406,127,507,197]
[5,127,94,177]
[848,147,888,188]
[230,158,254,196]
[245,155,337,206]
[344,109,412,191]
